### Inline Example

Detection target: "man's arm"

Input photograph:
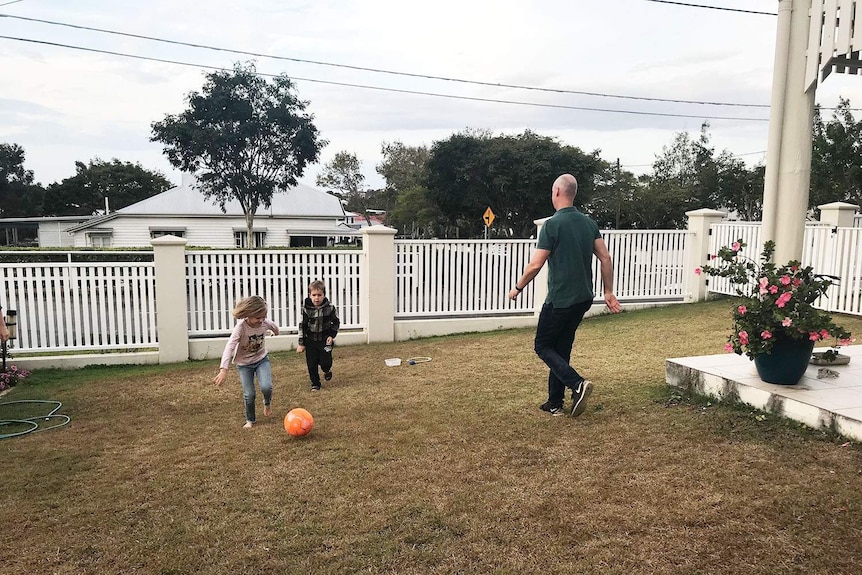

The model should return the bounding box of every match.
[508,248,550,300]
[594,238,621,313]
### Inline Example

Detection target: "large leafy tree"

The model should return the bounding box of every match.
[425,130,606,238]
[811,98,862,211]
[0,143,44,217]
[375,141,431,234]
[151,62,325,248]
[315,151,367,223]
[42,159,171,216]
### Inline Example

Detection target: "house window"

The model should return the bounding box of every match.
[87,232,113,248]
[289,235,329,248]
[150,229,186,239]
[234,231,267,248]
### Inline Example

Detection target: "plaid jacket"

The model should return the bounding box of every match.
[298,297,340,345]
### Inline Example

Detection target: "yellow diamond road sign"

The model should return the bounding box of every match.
[483,207,495,227]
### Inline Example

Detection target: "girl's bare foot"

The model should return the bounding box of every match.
[243,421,254,429]
[263,404,272,417]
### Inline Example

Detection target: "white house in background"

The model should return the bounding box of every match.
[64,174,359,248]
[0,215,91,247]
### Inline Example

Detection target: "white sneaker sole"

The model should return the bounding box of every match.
[571,381,593,417]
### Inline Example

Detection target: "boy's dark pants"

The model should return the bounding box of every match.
[305,340,333,386]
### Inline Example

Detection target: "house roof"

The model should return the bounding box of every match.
[66,176,345,232]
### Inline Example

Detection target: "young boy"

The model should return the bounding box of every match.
[296,280,340,391]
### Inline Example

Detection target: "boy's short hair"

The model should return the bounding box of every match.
[308,280,326,295]
[232,295,268,319]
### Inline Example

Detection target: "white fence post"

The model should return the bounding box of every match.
[361,225,397,343]
[818,201,858,228]
[152,235,190,363]
[532,217,550,315]
[685,208,727,303]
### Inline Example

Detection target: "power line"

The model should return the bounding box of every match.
[0,0,25,6]
[623,149,766,168]
[0,35,773,122]
[645,0,776,16]
[0,12,770,109]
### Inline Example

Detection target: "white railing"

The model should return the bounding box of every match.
[600,230,691,301]
[395,240,535,317]
[708,223,862,316]
[185,249,363,336]
[0,261,157,352]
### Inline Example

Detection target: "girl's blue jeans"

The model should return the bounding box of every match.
[236,356,272,423]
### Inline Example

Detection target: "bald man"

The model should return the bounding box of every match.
[509,174,621,417]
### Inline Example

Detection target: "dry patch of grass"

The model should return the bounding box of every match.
[1,299,861,574]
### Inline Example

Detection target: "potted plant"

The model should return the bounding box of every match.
[697,239,853,385]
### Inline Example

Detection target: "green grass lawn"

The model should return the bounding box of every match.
[2,299,861,574]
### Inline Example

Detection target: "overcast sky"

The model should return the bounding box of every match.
[3,0,862,191]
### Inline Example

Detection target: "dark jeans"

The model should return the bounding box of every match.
[305,340,333,386]
[534,300,592,408]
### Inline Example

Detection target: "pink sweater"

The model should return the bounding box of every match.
[219,318,280,368]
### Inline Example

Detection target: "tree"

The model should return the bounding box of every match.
[425,130,606,238]
[811,98,862,211]
[0,143,44,218]
[585,160,640,229]
[42,159,172,216]
[316,151,368,223]
[151,62,325,248]
[375,141,431,234]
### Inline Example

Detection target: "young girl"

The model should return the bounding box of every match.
[214,296,280,428]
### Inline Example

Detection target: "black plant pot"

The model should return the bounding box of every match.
[754,337,816,385]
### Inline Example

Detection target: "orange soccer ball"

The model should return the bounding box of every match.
[284,408,314,437]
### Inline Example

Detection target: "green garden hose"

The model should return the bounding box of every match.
[0,400,71,439]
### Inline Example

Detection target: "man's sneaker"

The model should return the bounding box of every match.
[324,371,333,381]
[570,380,593,417]
[539,401,565,417]
[311,385,321,392]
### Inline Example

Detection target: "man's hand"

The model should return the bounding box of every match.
[605,293,622,314]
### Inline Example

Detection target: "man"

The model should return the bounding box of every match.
[508,174,621,417]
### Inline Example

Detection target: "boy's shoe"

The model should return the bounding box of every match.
[311,385,321,392]
[570,380,594,417]
[539,401,565,416]
[324,371,333,381]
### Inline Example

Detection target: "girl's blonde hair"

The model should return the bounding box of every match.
[232,296,268,319]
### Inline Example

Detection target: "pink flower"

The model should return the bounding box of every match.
[724,342,734,353]
[780,275,791,286]
[731,242,741,252]
[739,331,749,345]
[840,337,855,346]
[737,305,747,314]
[820,329,830,339]
[758,277,769,294]
[809,332,821,341]
[761,330,773,339]
[776,292,792,308]
[768,285,779,294]
[694,267,702,276]
[782,317,792,327]
[793,278,802,287]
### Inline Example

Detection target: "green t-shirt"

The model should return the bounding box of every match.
[536,206,600,307]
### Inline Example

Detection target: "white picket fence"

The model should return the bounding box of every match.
[394,240,536,317]
[601,230,690,301]
[2,231,702,353]
[708,222,862,316]
[186,249,363,336]
[0,254,157,352]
